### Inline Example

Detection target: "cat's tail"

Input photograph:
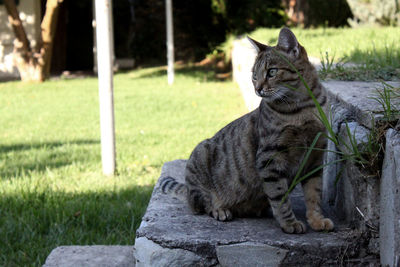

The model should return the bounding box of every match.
[159,176,188,201]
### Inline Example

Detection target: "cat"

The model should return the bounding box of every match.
[160,27,334,234]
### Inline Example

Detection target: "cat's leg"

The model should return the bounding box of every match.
[207,193,233,221]
[301,176,334,231]
[256,148,305,233]
[262,177,306,233]
[210,208,233,221]
[187,184,233,221]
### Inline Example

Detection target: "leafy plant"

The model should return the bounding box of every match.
[370,82,400,122]
[320,51,336,73]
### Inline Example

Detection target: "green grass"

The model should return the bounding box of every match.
[0,66,247,266]
[244,27,400,80]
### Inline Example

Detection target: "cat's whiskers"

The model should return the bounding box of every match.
[272,90,290,106]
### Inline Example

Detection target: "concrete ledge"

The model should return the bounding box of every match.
[380,128,400,267]
[134,237,209,267]
[134,160,377,266]
[43,246,135,267]
[216,242,288,267]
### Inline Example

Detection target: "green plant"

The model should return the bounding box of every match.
[370,82,400,122]
[320,51,336,73]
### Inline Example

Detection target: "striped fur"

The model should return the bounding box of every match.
[160,27,333,234]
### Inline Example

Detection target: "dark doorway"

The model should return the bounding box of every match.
[49,0,94,74]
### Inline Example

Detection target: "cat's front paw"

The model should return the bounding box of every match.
[308,217,334,232]
[210,208,233,221]
[281,220,306,234]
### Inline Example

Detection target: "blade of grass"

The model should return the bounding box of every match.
[281,132,322,205]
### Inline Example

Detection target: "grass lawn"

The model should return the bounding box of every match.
[0,66,246,266]
[249,27,399,59]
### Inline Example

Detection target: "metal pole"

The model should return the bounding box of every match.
[94,0,116,175]
[166,0,174,84]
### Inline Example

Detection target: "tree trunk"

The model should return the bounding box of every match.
[40,0,64,80]
[3,0,64,82]
[281,0,309,26]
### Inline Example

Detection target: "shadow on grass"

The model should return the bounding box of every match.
[0,139,100,180]
[347,46,400,69]
[0,184,154,266]
[0,140,99,154]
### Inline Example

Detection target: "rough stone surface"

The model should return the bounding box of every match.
[216,242,288,267]
[332,122,380,229]
[43,246,135,267]
[324,81,400,128]
[134,237,210,267]
[380,128,400,267]
[134,160,374,266]
[322,104,353,208]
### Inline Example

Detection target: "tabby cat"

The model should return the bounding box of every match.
[160,27,334,234]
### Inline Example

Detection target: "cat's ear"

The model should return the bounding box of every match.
[277,27,300,58]
[247,36,269,53]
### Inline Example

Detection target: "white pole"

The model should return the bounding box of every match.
[92,0,97,74]
[166,0,174,84]
[95,0,116,175]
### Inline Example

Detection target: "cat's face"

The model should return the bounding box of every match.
[249,28,309,102]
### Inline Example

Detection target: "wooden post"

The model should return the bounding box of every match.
[94,0,116,175]
[166,0,174,84]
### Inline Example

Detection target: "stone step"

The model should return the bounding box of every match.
[134,160,378,266]
[43,246,135,267]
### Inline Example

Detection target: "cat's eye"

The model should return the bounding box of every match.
[267,68,278,78]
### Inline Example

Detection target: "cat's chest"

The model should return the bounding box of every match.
[261,118,323,146]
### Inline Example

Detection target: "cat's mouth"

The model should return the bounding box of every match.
[255,88,273,98]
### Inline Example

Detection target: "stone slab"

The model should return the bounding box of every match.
[380,128,400,267]
[324,81,400,128]
[216,242,288,267]
[134,160,373,266]
[330,121,381,228]
[43,246,135,267]
[134,237,212,267]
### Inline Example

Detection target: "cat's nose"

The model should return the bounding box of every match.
[255,82,263,93]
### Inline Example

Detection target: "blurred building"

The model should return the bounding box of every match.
[0,0,41,79]
[0,0,127,80]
